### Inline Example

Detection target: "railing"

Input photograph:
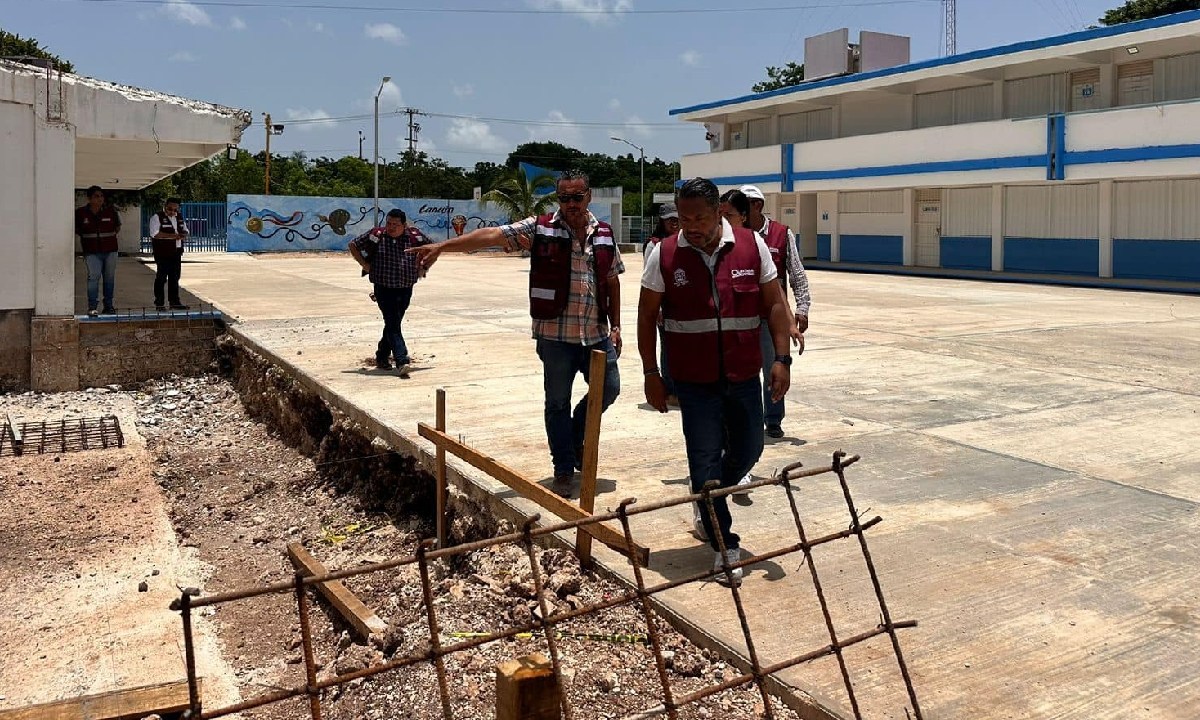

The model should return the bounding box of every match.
[141,202,228,253]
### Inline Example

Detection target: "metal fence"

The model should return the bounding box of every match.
[140,202,228,253]
[170,451,922,720]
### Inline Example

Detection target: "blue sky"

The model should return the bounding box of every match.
[5,0,1126,168]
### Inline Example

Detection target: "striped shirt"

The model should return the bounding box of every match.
[756,217,812,316]
[500,212,625,346]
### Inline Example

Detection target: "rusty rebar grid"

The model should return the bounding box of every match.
[170,452,922,720]
[0,414,123,457]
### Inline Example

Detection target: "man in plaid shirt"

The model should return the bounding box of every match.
[349,208,433,375]
[409,171,623,494]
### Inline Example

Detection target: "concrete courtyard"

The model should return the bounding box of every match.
[175,250,1200,719]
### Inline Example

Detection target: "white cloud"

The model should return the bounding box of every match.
[169,51,198,63]
[623,114,653,139]
[309,21,328,33]
[364,22,406,45]
[230,16,247,30]
[161,0,212,27]
[608,98,621,111]
[445,118,508,154]
[378,80,403,111]
[452,83,474,99]
[680,50,702,67]
[527,0,632,25]
[529,109,583,146]
[284,108,332,132]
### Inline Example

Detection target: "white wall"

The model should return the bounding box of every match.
[35,119,77,315]
[1,101,36,310]
[119,205,142,254]
[680,145,780,185]
[943,187,993,236]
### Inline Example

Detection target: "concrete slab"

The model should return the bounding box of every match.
[176,252,1200,719]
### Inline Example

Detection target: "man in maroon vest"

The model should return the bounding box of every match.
[741,185,811,440]
[637,178,793,586]
[75,186,121,316]
[409,171,623,497]
[148,198,190,311]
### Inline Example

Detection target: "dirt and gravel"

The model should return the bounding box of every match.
[1,369,805,719]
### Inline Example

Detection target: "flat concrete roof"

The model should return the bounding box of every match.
[173,251,1200,719]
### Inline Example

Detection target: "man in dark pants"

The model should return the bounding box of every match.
[638,178,793,586]
[349,209,432,375]
[148,198,190,311]
[408,171,623,496]
[75,186,121,316]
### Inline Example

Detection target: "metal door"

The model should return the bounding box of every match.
[915,190,941,267]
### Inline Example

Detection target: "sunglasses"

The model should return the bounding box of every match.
[557,193,588,204]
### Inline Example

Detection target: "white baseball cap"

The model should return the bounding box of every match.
[740,185,766,201]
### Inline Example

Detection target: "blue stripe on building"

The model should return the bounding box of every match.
[1004,238,1099,275]
[840,235,903,265]
[940,236,992,270]
[1113,239,1200,282]
[816,233,831,261]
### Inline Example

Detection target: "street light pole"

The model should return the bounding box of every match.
[374,76,391,226]
[611,136,645,243]
[358,130,364,161]
[264,113,272,195]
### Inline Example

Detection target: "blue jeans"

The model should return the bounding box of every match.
[84,252,117,310]
[760,322,784,428]
[657,326,675,397]
[374,284,413,364]
[535,337,621,477]
[676,377,765,552]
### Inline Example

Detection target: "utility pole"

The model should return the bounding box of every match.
[264,113,272,195]
[942,0,957,56]
[404,107,423,155]
[358,130,364,161]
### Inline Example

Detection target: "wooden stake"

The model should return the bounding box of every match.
[417,423,649,565]
[435,388,447,549]
[575,349,607,566]
[287,542,387,639]
[495,653,561,720]
[0,679,199,720]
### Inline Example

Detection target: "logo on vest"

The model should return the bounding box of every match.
[730,269,757,280]
[673,268,688,288]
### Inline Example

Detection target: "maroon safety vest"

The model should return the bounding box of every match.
[76,205,120,254]
[151,211,185,256]
[760,219,790,292]
[528,214,615,324]
[659,227,763,384]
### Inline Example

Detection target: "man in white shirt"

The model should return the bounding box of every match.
[148,198,190,311]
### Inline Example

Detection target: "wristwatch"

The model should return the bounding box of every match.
[774,354,793,367]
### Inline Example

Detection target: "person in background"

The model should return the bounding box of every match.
[75,186,121,317]
[148,198,190,311]
[740,185,811,440]
[638,178,793,586]
[349,209,433,376]
[719,189,751,230]
[643,203,682,405]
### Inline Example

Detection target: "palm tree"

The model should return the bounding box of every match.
[481,170,558,222]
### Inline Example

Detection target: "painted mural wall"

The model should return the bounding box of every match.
[227,194,612,252]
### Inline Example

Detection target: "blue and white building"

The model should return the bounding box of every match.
[670,11,1200,285]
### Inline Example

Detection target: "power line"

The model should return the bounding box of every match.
[284,108,696,130]
[67,0,941,14]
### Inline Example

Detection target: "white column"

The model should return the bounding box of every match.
[902,188,916,266]
[991,184,1005,272]
[34,119,76,316]
[1098,179,1114,278]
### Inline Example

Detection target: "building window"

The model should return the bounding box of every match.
[1117,60,1154,106]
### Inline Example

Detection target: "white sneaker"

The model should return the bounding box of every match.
[692,504,708,542]
[733,473,754,496]
[713,548,743,586]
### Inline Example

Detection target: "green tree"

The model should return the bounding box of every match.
[752,62,805,93]
[506,141,586,171]
[1100,0,1200,24]
[481,171,559,221]
[0,29,74,72]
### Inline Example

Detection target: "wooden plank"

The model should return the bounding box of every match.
[436,388,448,549]
[0,679,199,720]
[287,542,388,639]
[417,424,649,566]
[575,349,608,566]
[5,413,22,456]
[495,653,562,720]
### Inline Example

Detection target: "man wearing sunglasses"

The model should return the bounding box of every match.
[409,170,623,497]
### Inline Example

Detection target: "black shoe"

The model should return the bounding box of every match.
[375,359,392,370]
[101,306,117,315]
[551,474,573,498]
[766,425,784,439]
[154,303,166,312]
[169,303,190,310]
